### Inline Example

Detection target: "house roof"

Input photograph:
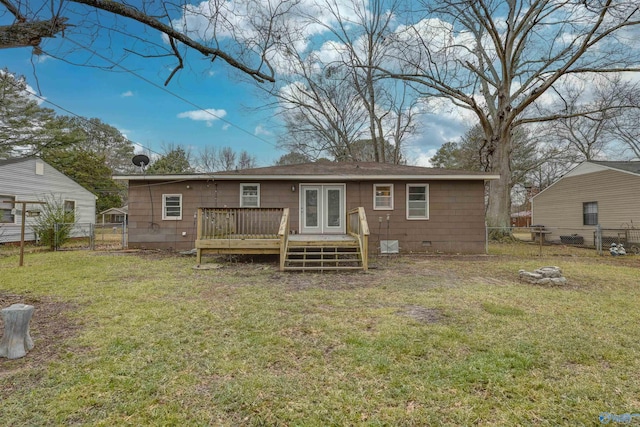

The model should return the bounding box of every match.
[589,161,640,175]
[0,157,38,167]
[114,162,499,181]
[99,206,128,216]
[532,160,640,200]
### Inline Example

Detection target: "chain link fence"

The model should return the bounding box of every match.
[54,222,127,251]
[487,226,640,257]
[0,222,127,251]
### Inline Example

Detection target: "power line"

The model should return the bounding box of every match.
[60,37,279,150]
[3,75,163,157]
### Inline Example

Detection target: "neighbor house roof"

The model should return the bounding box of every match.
[98,206,128,216]
[532,160,640,199]
[589,161,640,175]
[0,157,38,167]
[114,162,500,181]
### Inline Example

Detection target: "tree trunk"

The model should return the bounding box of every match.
[486,130,512,232]
[0,303,35,359]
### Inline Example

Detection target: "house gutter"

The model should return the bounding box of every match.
[113,174,500,181]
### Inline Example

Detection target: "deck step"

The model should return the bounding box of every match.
[284,266,364,271]
[283,240,364,272]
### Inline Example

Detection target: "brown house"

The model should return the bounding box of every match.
[115,162,498,271]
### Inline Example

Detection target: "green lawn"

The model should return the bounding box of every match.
[1,249,639,425]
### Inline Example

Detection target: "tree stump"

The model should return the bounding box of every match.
[0,303,35,359]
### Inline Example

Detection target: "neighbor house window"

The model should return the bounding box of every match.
[162,194,182,220]
[406,184,429,220]
[583,202,598,225]
[240,184,260,207]
[374,184,394,210]
[64,200,76,221]
[0,195,15,223]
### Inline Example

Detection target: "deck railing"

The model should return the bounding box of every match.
[277,208,290,271]
[197,208,284,240]
[347,207,370,270]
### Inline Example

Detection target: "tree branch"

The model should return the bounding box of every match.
[0,17,68,49]
[69,0,275,83]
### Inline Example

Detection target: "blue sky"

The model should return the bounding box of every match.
[3,43,286,165]
[1,2,471,168]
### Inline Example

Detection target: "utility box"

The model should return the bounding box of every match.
[380,240,399,254]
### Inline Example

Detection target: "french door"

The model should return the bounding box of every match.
[300,184,345,234]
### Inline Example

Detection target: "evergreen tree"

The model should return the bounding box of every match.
[147,146,193,174]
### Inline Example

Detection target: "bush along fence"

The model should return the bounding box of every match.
[487,225,640,257]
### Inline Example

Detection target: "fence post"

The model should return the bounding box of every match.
[595,224,602,256]
[54,223,59,251]
[122,222,127,249]
[89,223,95,250]
[485,223,488,254]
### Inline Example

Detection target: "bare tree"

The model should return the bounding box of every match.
[608,81,640,160]
[0,0,301,84]
[535,75,640,161]
[384,0,640,230]
[196,145,256,171]
[219,146,237,171]
[267,0,420,163]
[276,60,369,160]
[237,150,257,169]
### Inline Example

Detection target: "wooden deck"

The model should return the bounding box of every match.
[195,207,369,271]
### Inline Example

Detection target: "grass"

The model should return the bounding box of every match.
[1,247,639,425]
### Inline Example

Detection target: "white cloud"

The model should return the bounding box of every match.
[222,123,231,131]
[121,90,134,97]
[177,108,227,127]
[254,124,272,136]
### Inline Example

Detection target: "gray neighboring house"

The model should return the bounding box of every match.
[532,161,640,246]
[0,158,97,243]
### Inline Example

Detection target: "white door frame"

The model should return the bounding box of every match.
[299,183,346,234]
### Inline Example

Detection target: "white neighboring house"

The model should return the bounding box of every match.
[0,158,97,243]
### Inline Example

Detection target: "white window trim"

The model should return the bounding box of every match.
[240,183,260,208]
[373,183,394,211]
[162,194,183,220]
[406,183,429,220]
[0,194,16,224]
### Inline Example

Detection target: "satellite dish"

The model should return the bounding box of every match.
[132,154,150,168]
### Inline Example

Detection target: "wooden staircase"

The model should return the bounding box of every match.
[283,236,364,271]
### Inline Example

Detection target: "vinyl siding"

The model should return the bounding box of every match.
[0,159,96,243]
[532,169,640,245]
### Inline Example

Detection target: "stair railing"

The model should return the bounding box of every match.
[278,208,290,271]
[347,207,370,271]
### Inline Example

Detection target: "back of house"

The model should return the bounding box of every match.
[116,162,498,256]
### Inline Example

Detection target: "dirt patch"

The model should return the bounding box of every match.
[397,305,443,324]
[0,292,82,386]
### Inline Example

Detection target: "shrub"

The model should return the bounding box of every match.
[32,196,76,250]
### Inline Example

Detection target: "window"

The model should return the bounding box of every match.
[64,200,76,221]
[162,194,182,220]
[373,184,394,210]
[240,184,260,207]
[406,184,429,220]
[0,195,15,223]
[583,202,598,225]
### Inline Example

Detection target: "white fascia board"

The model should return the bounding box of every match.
[114,174,499,181]
[113,174,215,181]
